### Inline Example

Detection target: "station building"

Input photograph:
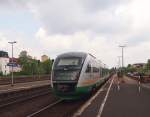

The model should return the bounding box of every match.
[132,63,145,69]
[0,51,10,75]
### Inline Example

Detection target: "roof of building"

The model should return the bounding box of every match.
[133,63,145,66]
[0,51,9,58]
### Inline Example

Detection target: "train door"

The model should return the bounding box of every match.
[86,62,94,80]
[77,62,93,87]
[100,67,102,78]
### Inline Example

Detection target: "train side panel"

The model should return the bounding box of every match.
[76,55,106,95]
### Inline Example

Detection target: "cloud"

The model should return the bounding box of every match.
[25,0,130,34]
[0,31,42,59]
[0,0,132,37]
[35,27,119,67]
[115,0,150,45]
[0,0,28,10]
[126,40,150,65]
[1,0,150,67]
[80,0,128,12]
[0,33,9,48]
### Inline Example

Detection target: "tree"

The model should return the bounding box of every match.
[0,72,3,76]
[41,59,52,74]
[18,51,38,75]
[144,59,150,75]
[19,51,27,58]
[125,64,136,73]
[18,51,53,76]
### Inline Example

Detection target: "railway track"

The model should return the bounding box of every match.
[0,75,50,85]
[0,75,113,117]
[27,76,112,117]
[0,85,58,117]
[0,86,51,109]
[26,77,112,117]
[25,82,110,117]
[26,99,87,117]
[27,99,63,117]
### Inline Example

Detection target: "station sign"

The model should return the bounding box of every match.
[7,63,17,67]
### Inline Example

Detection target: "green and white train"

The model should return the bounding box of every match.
[51,52,109,99]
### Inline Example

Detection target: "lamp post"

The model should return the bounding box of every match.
[119,45,126,68]
[117,56,122,68]
[119,45,126,76]
[8,41,17,86]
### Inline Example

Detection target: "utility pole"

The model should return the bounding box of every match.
[8,41,17,86]
[119,45,126,68]
[119,45,126,77]
[117,56,122,68]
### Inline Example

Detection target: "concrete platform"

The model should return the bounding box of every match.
[142,83,150,89]
[74,75,150,117]
[0,80,51,93]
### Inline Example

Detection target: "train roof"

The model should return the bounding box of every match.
[56,52,108,68]
[57,52,88,58]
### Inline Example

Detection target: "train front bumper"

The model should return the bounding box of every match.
[52,84,94,100]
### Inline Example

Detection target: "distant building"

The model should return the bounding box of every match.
[41,55,49,62]
[132,63,145,68]
[0,51,10,75]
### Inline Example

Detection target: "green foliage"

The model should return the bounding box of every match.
[17,51,53,76]
[144,59,150,75]
[0,72,3,76]
[19,50,27,58]
[41,59,52,74]
[109,67,116,74]
[125,59,150,75]
[125,64,136,73]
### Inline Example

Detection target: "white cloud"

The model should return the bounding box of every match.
[1,0,150,67]
[26,0,129,34]
[0,31,42,59]
[126,40,150,65]
[0,33,8,48]
[35,27,119,67]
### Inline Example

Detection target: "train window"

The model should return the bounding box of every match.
[57,58,81,66]
[100,67,102,77]
[86,64,91,73]
[93,67,99,72]
[102,68,105,77]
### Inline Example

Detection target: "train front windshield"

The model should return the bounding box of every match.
[57,58,81,66]
[53,57,83,81]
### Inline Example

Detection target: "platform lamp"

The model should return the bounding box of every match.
[119,45,126,76]
[8,41,17,86]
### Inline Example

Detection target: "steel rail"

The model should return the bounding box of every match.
[0,90,51,108]
[27,99,63,117]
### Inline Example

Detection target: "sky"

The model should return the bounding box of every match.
[0,0,150,68]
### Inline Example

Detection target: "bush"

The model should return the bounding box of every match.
[0,72,3,76]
